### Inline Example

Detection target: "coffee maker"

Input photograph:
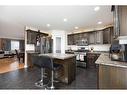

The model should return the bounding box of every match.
[110,41,127,62]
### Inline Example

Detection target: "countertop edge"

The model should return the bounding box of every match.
[95,53,127,68]
[38,53,76,60]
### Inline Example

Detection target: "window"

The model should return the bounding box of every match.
[11,40,19,50]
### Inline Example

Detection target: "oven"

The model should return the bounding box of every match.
[74,51,87,68]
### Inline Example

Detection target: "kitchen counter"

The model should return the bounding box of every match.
[39,53,75,60]
[95,53,127,68]
[26,51,40,67]
[87,51,108,54]
[96,53,127,89]
[37,53,76,84]
[26,51,40,54]
[66,50,109,54]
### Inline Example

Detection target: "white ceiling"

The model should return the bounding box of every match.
[0,6,113,39]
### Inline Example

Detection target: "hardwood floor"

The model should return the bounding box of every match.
[0,57,24,74]
[0,57,98,89]
[0,67,98,89]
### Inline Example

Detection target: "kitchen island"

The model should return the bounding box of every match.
[96,53,127,89]
[26,51,40,67]
[38,53,76,84]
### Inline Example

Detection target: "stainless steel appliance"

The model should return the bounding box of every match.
[74,47,88,68]
[74,51,87,68]
[35,36,53,54]
[77,38,88,46]
[110,44,127,62]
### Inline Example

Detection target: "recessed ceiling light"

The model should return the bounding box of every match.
[75,27,79,29]
[94,6,100,11]
[97,21,102,24]
[46,24,50,27]
[63,18,68,22]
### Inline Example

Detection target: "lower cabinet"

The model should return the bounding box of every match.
[86,53,100,68]
[99,65,127,89]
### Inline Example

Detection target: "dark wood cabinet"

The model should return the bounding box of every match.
[78,33,89,46]
[99,64,127,89]
[95,30,103,44]
[88,32,95,44]
[103,28,111,44]
[86,53,100,68]
[73,34,79,45]
[68,34,74,45]
[67,26,113,45]
[27,31,37,44]
[103,27,113,44]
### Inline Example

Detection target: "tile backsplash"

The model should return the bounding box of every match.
[88,44,111,51]
[67,44,111,51]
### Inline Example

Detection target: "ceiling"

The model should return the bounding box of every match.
[0,6,113,39]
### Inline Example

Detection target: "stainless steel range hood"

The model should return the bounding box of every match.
[112,6,127,39]
[112,5,120,38]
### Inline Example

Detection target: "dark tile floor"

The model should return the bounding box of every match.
[0,67,98,89]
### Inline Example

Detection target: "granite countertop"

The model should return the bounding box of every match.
[95,53,127,68]
[87,51,101,54]
[66,50,109,53]
[38,53,75,60]
[26,51,40,54]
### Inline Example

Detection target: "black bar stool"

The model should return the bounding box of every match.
[39,55,62,89]
[31,55,47,88]
[32,55,62,89]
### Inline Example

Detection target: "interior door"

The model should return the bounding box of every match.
[56,37,61,53]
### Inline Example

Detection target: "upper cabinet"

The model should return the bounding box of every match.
[77,33,88,46]
[67,26,113,45]
[68,34,74,45]
[73,34,79,45]
[88,32,95,44]
[95,30,103,44]
[67,32,89,45]
[26,29,48,44]
[103,27,112,44]
[27,31,37,44]
[119,6,127,36]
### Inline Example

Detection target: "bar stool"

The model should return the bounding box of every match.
[31,55,47,88]
[39,55,62,89]
[32,55,62,89]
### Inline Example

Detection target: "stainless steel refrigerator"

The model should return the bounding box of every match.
[35,36,53,54]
